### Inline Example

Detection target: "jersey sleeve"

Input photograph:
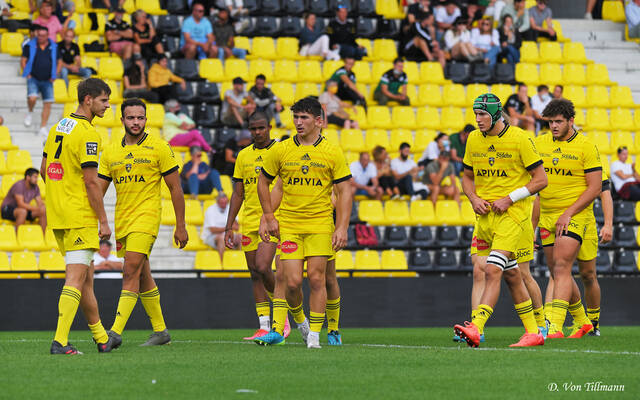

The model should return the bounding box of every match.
[158,141,180,176]
[232,150,244,183]
[462,134,474,170]
[97,146,112,181]
[261,142,281,180]
[583,141,602,173]
[332,148,352,184]
[520,134,543,171]
[79,127,101,168]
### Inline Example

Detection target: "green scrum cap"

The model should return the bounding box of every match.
[473,93,502,129]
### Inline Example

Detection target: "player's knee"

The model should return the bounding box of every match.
[503,266,521,282]
[579,269,596,284]
[307,272,325,290]
[286,275,302,292]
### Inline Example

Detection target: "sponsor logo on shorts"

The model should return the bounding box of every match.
[280,241,298,253]
[241,235,252,247]
[540,228,551,239]
[116,241,123,251]
[47,162,64,181]
[515,248,531,259]
[476,238,489,250]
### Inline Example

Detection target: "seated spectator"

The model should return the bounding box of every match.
[449,124,473,175]
[500,0,530,34]
[223,0,249,17]
[328,57,366,107]
[611,146,640,200]
[350,152,383,200]
[299,13,340,60]
[0,1,12,28]
[419,132,448,166]
[327,6,366,60]
[105,7,136,61]
[132,9,164,61]
[423,151,460,205]
[181,146,224,199]
[435,0,461,39]
[148,54,186,104]
[319,80,359,129]
[90,0,126,13]
[470,17,501,66]
[221,77,255,128]
[202,193,240,259]
[403,12,446,68]
[164,99,212,151]
[523,0,556,41]
[401,0,433,43]
[372,145,400,199]
[60,1,78,34]
[221,129,253,175]
[21,25,56,137]
[484,0,508,22]
[498,14,521,66]
[180,2,216,59]
[123,59,160,103]
[391,142,426,200]
[1,168,46,232]
[93,239,123,272]
[505,84,535,131]
[445,17,480,62]
[552,84,563,99]
[212,8,247,60]
[530,84,551,132]
[33,1,62,41]
[373,57,410,106]
[627,0,640,38]
[56,29,91,85]
[248,74,283,128]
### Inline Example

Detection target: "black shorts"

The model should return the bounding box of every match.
[1,205,33,221]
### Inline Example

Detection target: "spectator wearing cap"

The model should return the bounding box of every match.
[248,74,283,128]
[449,124,473,175]
[423,150,460,205]
[222,77,256,128]
[391,142,426,200]
[299,13,340,60]
[56,29,92,85]
[627,0,640,39]
[181,2,216,59]
[212,8,247,60]
[373,57,410,106]
[164,99,212,151]
[327,57,366,107]
[350,152,383,200]
[445,17,480,62]
[500,0,530,34]
[181,146,224,200]
[434,0,461,39]
[105,7,136,60]
[202,193,241,260]
[0,168,46,232]
[327,5,367,60]
[523,0,556,41]
[33,1,62,41]
[319,80,360,129]
[93,239,123,272]
[403,12,446,68]
[419,132,449,167]
[148,54,187,104]
[611,146,640,201]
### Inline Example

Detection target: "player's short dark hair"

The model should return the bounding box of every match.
[542,98,575,120]
[121,98,146,116]
[291,96,323,118]
[77,78,111,104]
[399,142,411,150]
[248,111,269,124]
[24,167,39,178]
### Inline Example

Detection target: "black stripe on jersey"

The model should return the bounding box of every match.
[161,165,179,176]
[81,161,98,168]
[231,177,242,183]
[254,139,276,150]
[43,151,47,157]
[313,136,323,146]
[498,123,510,138]
[567,130,579,143]
[602,179,610,192]
[70,113,89,121]
[584,166,602,174]
[293,135,300,146]
[333,174,352,184]
[261,168,275,180]
[525,159,543,171]
[463,162,472,170]
[98,173,112,181]
[137,133,149,145]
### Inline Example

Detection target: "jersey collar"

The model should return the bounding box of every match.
[121,132,149,147]
[552,129,579,143]
[70,112,90,122]
[482,123,510,138]
[253,139,276,150]
[293,135,323,147]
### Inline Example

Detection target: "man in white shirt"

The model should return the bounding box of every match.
[611,146,640,201]
[202,193,240,259]
[391,142,425,200]
[94,240,123,279]
[350,152,383,199]
[530,84,551,132]
[435,0,461,36]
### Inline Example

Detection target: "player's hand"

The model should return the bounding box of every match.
[332,227,348,251]
[491,196,513,214]
[99,221,111,241]
[224,229,235,249]
[470,196,491,215]
[261,213,280,242]
[555,212,572,238]
[174,225,188,248]
[599,225,613,244]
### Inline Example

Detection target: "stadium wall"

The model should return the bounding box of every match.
[1,277,638,330]
[549,0,587,18]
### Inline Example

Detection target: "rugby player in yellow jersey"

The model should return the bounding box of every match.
[534,99,602,339]
[41,78,117,354]
[256,97,352,348]
[97,98,188,347]
[453,94,547,348]
[224,111,291,340]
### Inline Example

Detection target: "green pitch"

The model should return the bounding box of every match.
[1,327,638,399]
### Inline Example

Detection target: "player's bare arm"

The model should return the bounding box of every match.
[492,164,547,214]
[97,175,110,196]
[225,180,244,249]
[164,170,188,248]
[599,189,613,243]
[257,172,278,242]
[259,178,282,241]
[556,170,601,237]
[83,166,111,240]
[462,167,490,215]
[332,179,352,251]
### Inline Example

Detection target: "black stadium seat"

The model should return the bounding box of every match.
[214,127,238,149]
[460,226,474,248]
[595,251,612,272]
[243,0,260,15]
[433,250,458,271]
[261,0,282,16]
[283,0,306,16]
[408,250,432,271]
[198,127,214,144]
[350,201,359,223]
[536,250,547,270]
[156,15,182,37]
[192,104,219,127]
[195,82,221,104]
[593,200,604,224]
[279,16,303,37]
[613,226,635,248]
[494,63,515,84]
[308,0,330,17]
[435,226,459,247]
[446,62,471,84]
[613,201,635,224]
[376,17,398,39]
[613,250,637,273]
[161,36,179,58]
[175,81,196,104]
[356,17,376,39]
[165,0,189,15]
[472,63,492,84]
[250,16,280,37]
[355,0,376,17]
[173,59,200,81]
[383,226,408,248]
[347,225,358,248]
[409,226,434,248]
[459,251,473,271]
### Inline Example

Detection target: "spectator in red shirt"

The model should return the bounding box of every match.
[33,1,62,41]
[0,168,46,232]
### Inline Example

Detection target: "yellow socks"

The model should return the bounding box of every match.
[568,300,591,326]
[544,301,553,321]
[256,301,270,318]
[515,299,538,334]
[266,291,273,301]
[326,297,340,332]
[471,304,493,333]
[272,298,288,334]
[111,290,139,335]
[53,286,81,346]
[288,302,306,324]
[140,287,166,332]
[550,299,569,333]
[309,311,325,333]
[533,306,545,327]
[587,307,600,324]
[88,320,109,344]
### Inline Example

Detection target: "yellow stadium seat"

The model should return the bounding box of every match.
[145,103,164,127]
[1,32,24,56]
[335,250,354,270]
[420,62,446,84]
[0,127,16,151]
[222,250,247,269]
[0,225,20,252]
[371,39,397,61]
[11,0,31,12]
[233,36,250,53]
[39,251,65,271]
[610,86,636,108]
[136,0,167,14]
[356,83,372,103]
[345,152,359,165]
[104,80,122,104]
[519,41,539,63]
[365,129,390,150]
[574,108,586,128]
[294,82,319,100]
[384,201,410,225]
[390,129,414,150]
[11,251,39,278]
[460,201,475,225]
[376,0,405,18]
[323,128,340,145]
[194,250,222,270]
[271,82,294,106]
[610,108,636,131]
[199,58,224,82]
[414,129,437,154]
[381,250,407,270]
[464,108,476,126]
[355,249,381,269]
[403,61,420,84]
[45,228,58,250]
[465,83,488,105]
[78,34,105,56]
[6,150,32,174]
[358,200,385,225]
[391,106,416,129]
[586,131,611,155]
[345,105,369,129]
[515,63,539,86]
[367,106,392,129]
[539,63,562,86]
[298,60,324,83]
[81,56,98,72]
[417,84,443,107]
[563,85,586,108]
[17,225,48,252]
[220,174,233,195]
[585,108,611,131]
[249,37,276,60]
[0,251,11,278]
[442,84,467,107]
[586,85,610,108]
[635,110,640,129]
[161,199,176,225]
[248,59,273,82]
[490,83,514,104]
[371,61,393,83]
[586,63,613,86]
[0,153,8,175]
[409,200,435,225]
[602,0,626,22]
[563,42,590,64]
[276,37,300,60]
[98,56,124,80]
[440,107,464,132]
[185,199,203,226]
[273,59,298,82]
[67,79,82,102]
[435,200,461,225]
[355,38,373,59]
[611,131,635,154]
[322,60,343,81]
[1,174,20,197]
[224,59,249,81]
[53,79,70,103]
[352,61,373,84]
[340,129,365,152]
[562,63,586,86]
[416,107,441,130]
[175,225,208,251]
[539,42,562,63]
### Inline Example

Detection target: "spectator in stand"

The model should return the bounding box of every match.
[470,17,501,66]
[319,80,360,129]
[449,124,473,175]
[505,84,535,131]
[181,145,224,199]
[212,8,246,60]
[222,0,248,17]
[327,5,366,60]
[132,9,164,61]
[391,142,426,200]
[60,1,77,34]
[220,129,252,175]
[403,12,446,68]
[373,57,410,106]
[552,84,563,99]
[0,168,46,232]
[419,132,449,167]
[148,54,186,104]
[248,74,282,128]
[221,77,255,128]
[423,151,460,205]
[203,193,240,259]
[611,146,640,200]
[444,17,480,62]
[299,13,340,60]
[21,25,56,137]
[402,0,433,40]
[328,57,367,107]
[372,145,401,199]
[105,7,135,61]
[164,99,212,151]
[181,2,216,59]
[434,0,461,39]
[350,152,383,200]
[501,0,530,34]
[530,84,551,132]
[484,0,508,22]
[33,2,62,41]
[89,0,125,13]
[123,59,160,103]
[93,240,123,272]
[523,0,556,41]
[627,0,640,38]
[56,29,91,85]
[498,14,521,66]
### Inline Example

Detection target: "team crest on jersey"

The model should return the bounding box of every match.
[301,165,309,174]
[255,166,261,174]
[126,163,132,172]
[55,117,77,134]
[488,157,495,166]
[552,158,559,165]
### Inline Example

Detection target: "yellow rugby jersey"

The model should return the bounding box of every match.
[535,130,602,213]
[462,124,542,203]
[43,113,101,229]
[98,133,179,238]
[232,139,278,233]
[261,135,351,234]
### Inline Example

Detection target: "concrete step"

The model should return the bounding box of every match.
[556,19,626,32]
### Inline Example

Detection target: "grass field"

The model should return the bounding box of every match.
[1,327,638,399]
